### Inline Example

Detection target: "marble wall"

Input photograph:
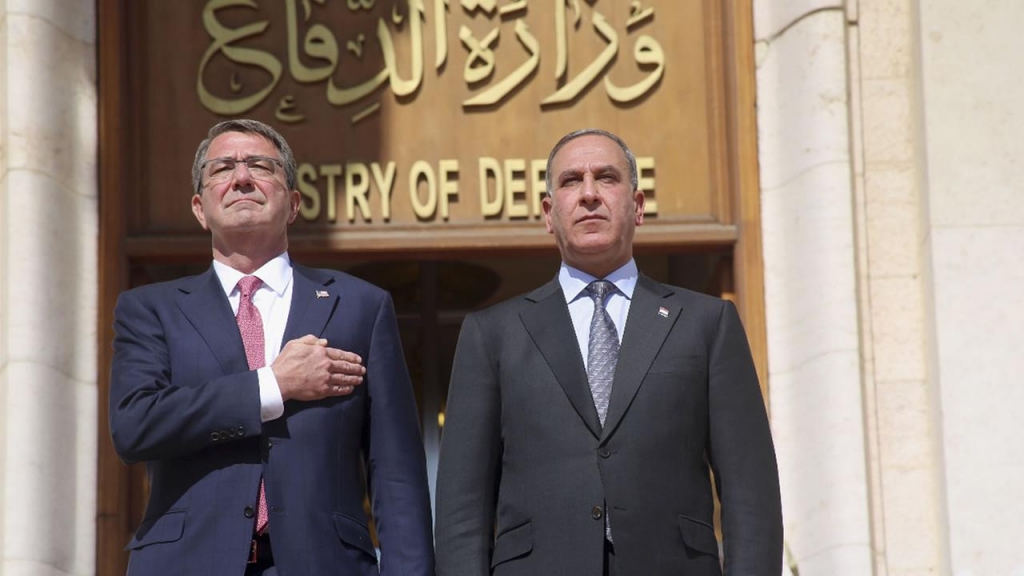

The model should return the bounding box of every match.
[0,1,98,575]
[917,2,1024,574]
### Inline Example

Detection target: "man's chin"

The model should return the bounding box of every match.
[216,216,270,234]
[571,234,617,253]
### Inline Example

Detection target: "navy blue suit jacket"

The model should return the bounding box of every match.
[110,264,434,575]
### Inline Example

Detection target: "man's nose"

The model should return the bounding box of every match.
[231,162,255,186]
[579,175,599,203]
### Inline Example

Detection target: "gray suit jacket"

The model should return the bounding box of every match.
[435,275,782,576]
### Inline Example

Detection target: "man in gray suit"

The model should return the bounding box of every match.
[434,128,783,575]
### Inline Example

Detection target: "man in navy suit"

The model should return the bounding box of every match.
[109,119,434,575]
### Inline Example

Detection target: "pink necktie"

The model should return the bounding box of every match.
[236,276,269,534]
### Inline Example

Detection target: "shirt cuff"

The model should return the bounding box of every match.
[257,367,285,422]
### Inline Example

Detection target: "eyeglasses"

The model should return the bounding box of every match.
[201,156,284,186]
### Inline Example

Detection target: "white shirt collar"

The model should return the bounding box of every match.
[558,258,638,303]
[212,252,293,297]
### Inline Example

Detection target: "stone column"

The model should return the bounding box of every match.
[851,0,948,573]
[0,1,98,575]
[754,1,874,573]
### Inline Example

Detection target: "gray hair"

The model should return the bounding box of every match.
[191,118,297,195]
[544,128,638,195]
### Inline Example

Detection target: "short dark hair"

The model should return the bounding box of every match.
[191,119,297,195]
[545,128,638,195]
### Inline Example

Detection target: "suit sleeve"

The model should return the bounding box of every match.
[706,301,784,575]
[362,292,435,576]
[109,289,262,464]
[434,313,502,576]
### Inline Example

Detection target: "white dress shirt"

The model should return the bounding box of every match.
[558,259,638,370]
[213,253,293,422]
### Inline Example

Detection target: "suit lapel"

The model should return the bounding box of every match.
[519,279,602,439]
[601,275,681,441]
[282,264,339,344]
[176,268,249,376]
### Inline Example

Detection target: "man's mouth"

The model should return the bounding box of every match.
[228,197,262,207]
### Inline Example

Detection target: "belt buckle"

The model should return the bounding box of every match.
[248,537,258,564]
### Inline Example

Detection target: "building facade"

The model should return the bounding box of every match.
[0,1,1021,574]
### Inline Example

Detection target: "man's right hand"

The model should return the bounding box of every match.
[272,334,366,402]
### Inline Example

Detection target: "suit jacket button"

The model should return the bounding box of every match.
[211,432,221,442]
[237,426,245,435]
[591,506,604,520]
[598,448,611,458]
[244,506,255,519]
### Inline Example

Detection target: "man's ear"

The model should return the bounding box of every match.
[191,194,209,230]
[542,195,555,234]
[287,189,301,224]
[634,189,645,226]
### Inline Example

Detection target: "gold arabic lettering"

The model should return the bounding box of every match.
[285,0,339,83]
[605,34,664,103]
[275,95,305,123]
[498,0,527,16]
[459,26,499,84]
[380,0,426,97]
[627,1,654,29]
[463,19,540,107]
[197,0,283,115]
[198,0,665,118]
[347,34,367,59]
[542,11,618,106]
[435,0,449,70]
[461,0,496,16]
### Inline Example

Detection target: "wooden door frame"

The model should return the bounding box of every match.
[723,1,769,395]
[96,0,134,574]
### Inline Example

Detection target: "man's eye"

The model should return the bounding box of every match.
[210,162,232,174]
[248,160,274,174]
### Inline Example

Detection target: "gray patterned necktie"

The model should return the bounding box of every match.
[586,280,619,427]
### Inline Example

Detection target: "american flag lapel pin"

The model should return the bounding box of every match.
[315,290,329,299]
[658,306,669,318]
